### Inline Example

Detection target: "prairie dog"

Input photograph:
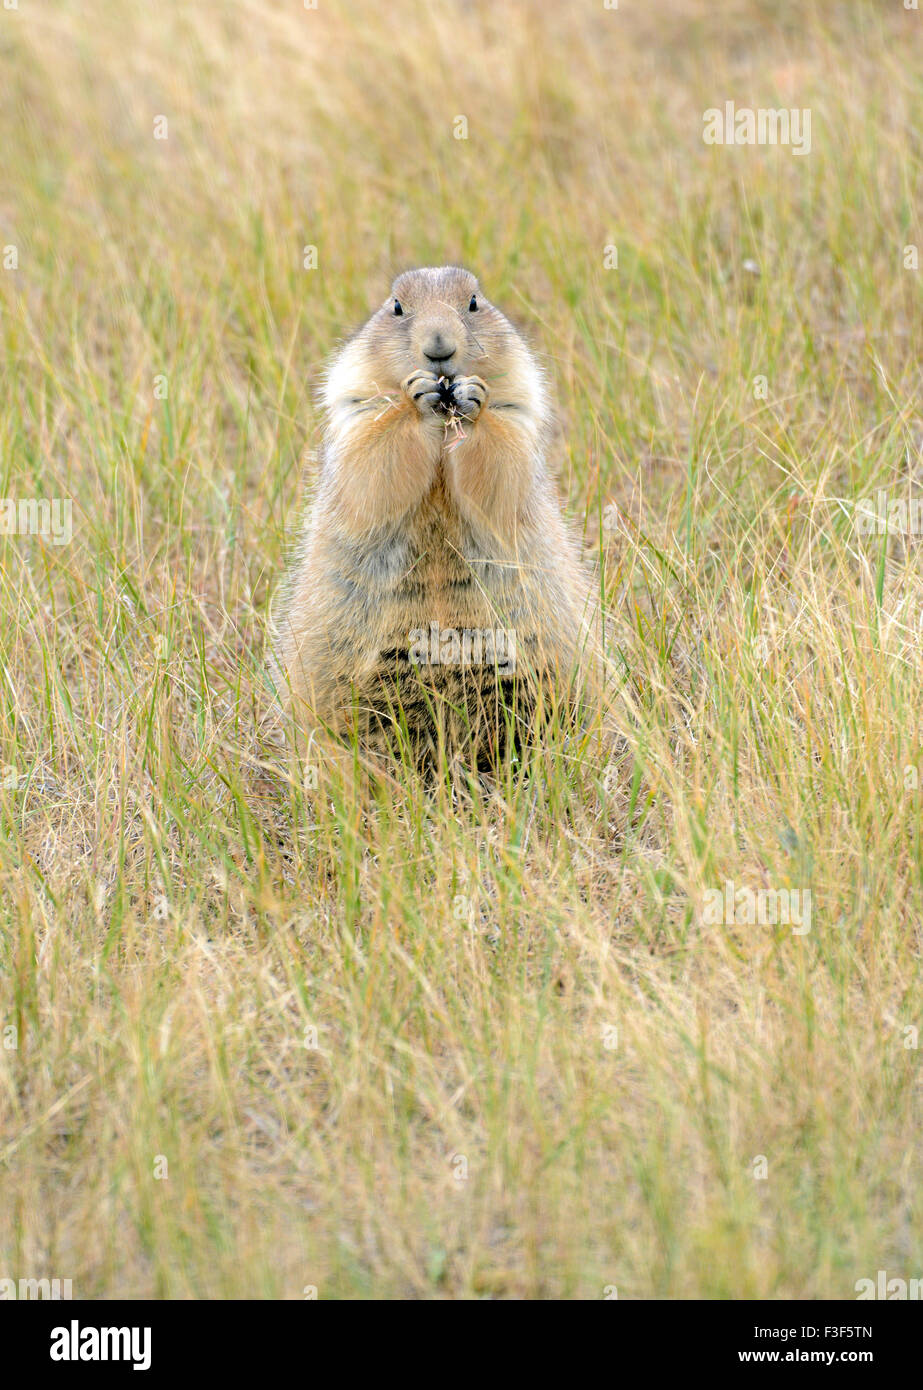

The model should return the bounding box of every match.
[274,265,602,769]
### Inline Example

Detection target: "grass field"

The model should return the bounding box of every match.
[1,0,922,1299]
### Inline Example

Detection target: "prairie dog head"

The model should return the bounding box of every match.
[383,266,499,380]
[324,266,546,421]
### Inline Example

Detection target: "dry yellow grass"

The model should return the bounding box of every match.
[1,0,922,1298]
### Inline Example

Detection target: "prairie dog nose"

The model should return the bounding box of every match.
[422,331,457,363]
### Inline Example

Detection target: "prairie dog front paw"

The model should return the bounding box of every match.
[402,370,444,417]
[447,375,488,420]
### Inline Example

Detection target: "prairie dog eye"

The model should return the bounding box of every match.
[393,299,403,316]
[468,294,478,312]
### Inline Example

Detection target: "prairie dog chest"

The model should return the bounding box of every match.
[387,475,486,630]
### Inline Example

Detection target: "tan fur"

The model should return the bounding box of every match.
[274,266,603,768]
